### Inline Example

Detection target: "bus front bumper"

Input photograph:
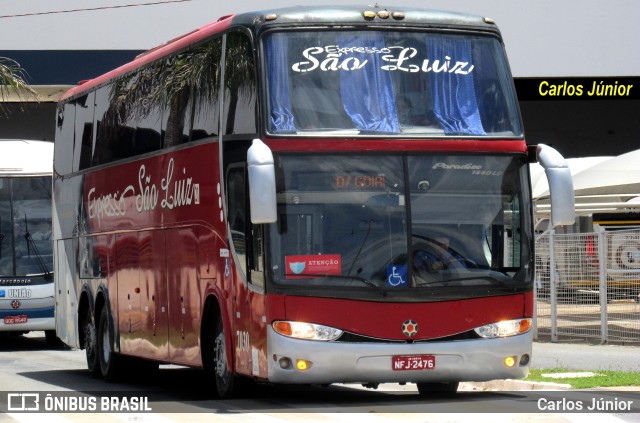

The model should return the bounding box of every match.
[267,327,532,385]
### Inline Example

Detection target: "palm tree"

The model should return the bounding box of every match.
[0,57,38,116]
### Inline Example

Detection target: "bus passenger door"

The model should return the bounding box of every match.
[227,165,267,379]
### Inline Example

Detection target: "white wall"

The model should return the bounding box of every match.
[1,0,638,77]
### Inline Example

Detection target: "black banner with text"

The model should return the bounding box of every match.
[515,77,639,101]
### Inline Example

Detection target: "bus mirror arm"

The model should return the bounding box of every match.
[536,144,575,228]
[247,139,278,224]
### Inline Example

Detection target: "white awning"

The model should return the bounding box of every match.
[1,85,74,103]
[533,149,640,220]
[530,156,613,199]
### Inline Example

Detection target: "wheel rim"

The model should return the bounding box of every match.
[214,332,227,379]
[85,322,96,363]
[101,319,110,363]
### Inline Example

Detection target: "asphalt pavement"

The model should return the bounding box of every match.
[531,341,640,372]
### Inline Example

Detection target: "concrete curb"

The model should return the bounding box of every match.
[461,380,572,391]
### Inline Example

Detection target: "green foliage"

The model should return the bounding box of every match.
[526,368,640,389]
[0,57,38,115]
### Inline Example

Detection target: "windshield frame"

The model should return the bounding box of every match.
[259,27,523,139]
[264,152,533,303]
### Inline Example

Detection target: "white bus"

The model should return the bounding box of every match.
[0,139,56,344]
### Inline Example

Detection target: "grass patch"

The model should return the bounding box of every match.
[526,368,640,389]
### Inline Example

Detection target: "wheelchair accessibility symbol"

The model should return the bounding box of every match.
[387,265,408,287]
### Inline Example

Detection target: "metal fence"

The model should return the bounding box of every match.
[534,229,640,344]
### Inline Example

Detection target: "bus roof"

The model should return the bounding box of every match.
[0,139,54,176]
[232,5,496,30]
[59,5,499,102]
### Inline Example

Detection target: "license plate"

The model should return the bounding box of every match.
[392,355,436,371]
[4,315,28,324]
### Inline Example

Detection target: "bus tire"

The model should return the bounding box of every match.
[212,317,237,398]
[416,381,459,396]
[83,309,100,377]
[97,305,120,382]
[45,330,62,347]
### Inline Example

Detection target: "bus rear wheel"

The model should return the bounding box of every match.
[97,306,121,382]
[416,381,459,396]
[84,309,100,377]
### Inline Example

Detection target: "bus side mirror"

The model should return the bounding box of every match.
[536,144,575,227]
[247,139,277,224]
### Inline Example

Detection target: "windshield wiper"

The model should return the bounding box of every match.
[24,215,53,281]
[284,273,379,289]
[414,273,516,290]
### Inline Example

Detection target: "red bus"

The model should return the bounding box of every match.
[53,6,574,397]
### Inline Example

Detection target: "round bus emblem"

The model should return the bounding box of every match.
[402,319,418,337]
[11,300,20,309]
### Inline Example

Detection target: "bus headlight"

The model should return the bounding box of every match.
[473,318,532,338]
[272,321,343,341]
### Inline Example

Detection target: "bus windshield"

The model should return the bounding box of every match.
[267,154,532,301]
[264,30,522,137]
[0,176,53,278]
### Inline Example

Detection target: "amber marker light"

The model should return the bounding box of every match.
[272,321,292,336]
[519,319,532,333]
[504,356,517,368]
[363,10,376,20]
[296,359,311,371]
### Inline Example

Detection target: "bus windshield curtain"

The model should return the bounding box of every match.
[267,34,296,133]
[427,37,485,135]
[338,33,400,134]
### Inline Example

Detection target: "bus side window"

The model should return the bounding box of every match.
[163,37,222,145]
[223,31,257,135]
[93,84,114,166]
[55,102,75,176]
[227,165,248,279]
[226,164,265,288]
[76,93,95,171]
[250,224,265,288]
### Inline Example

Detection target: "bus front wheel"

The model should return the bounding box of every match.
[416,381,459,396]
[212,317,237,398]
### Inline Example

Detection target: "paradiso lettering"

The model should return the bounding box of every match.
[292,45,474,75]
[87,158,200,224]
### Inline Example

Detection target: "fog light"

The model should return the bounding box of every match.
[520,354,530,366]
[504,356,516,368]
[279,357,291,369]
[296,359,311,371]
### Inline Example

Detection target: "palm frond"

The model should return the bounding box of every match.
[0,57,39,115]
